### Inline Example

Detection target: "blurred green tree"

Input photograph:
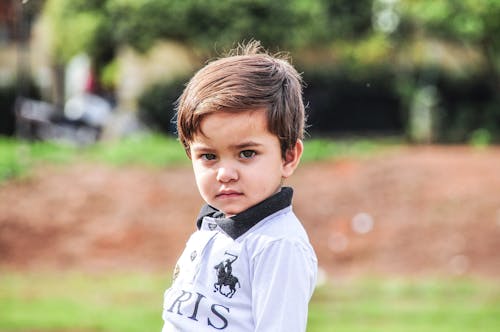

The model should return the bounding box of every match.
[393,0,500,142]
[40,0,500,142]
[399,0,500,87]
[41,0,375,106]
[44,0,111,64]
[42,0,378,65]
[41,0,500,81]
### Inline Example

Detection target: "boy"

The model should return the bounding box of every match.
[162,41,317,331]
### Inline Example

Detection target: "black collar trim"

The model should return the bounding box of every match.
[196,187,293,240]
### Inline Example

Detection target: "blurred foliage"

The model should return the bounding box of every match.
[394,67,500,143]
[322,0,373,40]
[400,0,500,49]
[468,128,493,148]
[42,0,328,63]
[39,0,500,143]
[41,0,500,67]
[43,0,114,69]
[399,0,500,81]
[137,75,192,135]
[41,0,384,66]
[302,65,403,134]
[105,0,326,52]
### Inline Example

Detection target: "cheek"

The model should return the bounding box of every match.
[246,159,283,183]
[192,163,208,185]
[193,163,218,185]
[193,173,211,200]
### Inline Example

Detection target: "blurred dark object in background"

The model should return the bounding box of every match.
[15,94,112,145]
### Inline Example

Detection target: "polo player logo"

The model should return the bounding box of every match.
[214,252,240,298]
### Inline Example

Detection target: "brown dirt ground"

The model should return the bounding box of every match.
[1,145,499,279]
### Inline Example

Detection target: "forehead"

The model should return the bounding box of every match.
[191,109,277,147]
[198,109,268,134]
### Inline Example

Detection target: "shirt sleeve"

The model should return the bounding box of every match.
[250,238,317,332]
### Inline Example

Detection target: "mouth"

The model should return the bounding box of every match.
[216,190,243,199]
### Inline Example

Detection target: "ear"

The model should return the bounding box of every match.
[282,139,303,179]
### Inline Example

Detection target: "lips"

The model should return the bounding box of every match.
[216,190,243,198]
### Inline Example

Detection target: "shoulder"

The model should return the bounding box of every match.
[248,206,309,240]
[245,209,318,298]
[242,207,316,262]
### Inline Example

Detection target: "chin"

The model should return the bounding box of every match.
[220,205,246,217]
[221,210,241,217]
[211,199,249,216]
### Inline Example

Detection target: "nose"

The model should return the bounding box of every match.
[216,166,238,183]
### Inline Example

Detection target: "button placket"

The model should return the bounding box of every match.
[188,231,219,284]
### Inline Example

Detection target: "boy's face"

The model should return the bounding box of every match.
[189,109,302,217]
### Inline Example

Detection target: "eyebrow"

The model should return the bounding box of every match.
[230,141,262,150]
[190,144,214,153]
[190,141,262,152]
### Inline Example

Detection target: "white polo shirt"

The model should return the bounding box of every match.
[162,187,317,331]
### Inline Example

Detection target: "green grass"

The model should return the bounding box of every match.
[0,138,77,181]
[301,136,401,162]
[0,133,190,183]
[0,133,401,183]
[309,278,500,332]
[85,133,188,167]
[0,272,498,332]
[0,271,168,332]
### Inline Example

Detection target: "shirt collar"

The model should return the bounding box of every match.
[196,187,293,240]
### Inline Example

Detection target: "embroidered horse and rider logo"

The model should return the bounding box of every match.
[213,252,240,298]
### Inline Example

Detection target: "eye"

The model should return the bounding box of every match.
[200,153,217,161]
[239,150,256,159]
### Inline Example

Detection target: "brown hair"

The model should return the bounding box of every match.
[175,40,306,157]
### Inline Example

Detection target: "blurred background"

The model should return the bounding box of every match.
[1,0,499,331]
